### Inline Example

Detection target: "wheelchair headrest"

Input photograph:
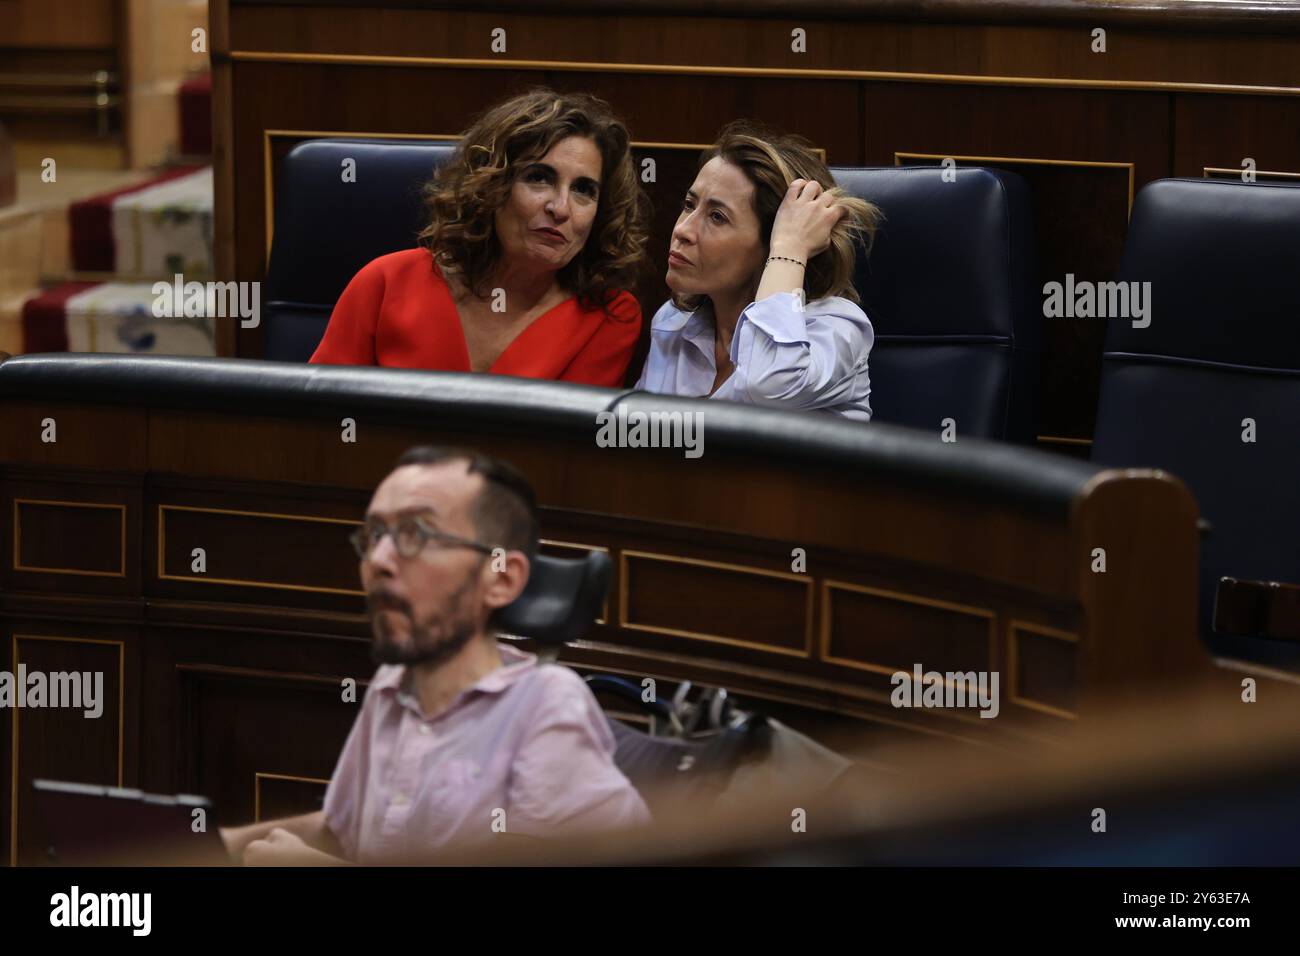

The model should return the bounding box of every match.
[495,550,611,646]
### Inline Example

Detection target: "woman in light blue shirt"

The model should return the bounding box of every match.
[636,121,882,420]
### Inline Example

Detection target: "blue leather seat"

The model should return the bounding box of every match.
[1091,178,1300,668]
[830,166,1040,443]
[264,138,458,361]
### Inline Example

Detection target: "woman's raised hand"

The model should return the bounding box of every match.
[768,178,846,261]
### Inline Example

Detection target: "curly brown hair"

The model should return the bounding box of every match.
[672,119,883,313]
[417,88,650,312]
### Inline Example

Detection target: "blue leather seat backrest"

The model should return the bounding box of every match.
[830,166,1039,442]
[1091,178,1300,663]
[264,138,459,361]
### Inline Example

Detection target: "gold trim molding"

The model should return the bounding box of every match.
[157,504,364,596]
[228,51,1300,99]
[1203,166,1300,181]
[819,580,997,683]
[618,549,814,658]
[253,772,331,823]
[12,498,127,578]
[1007,619,1079,720]
[895,151,1136,216]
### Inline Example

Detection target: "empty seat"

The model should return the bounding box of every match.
[1091,178,1300,668]
[263,138,457,361]
[830,165,1039,442]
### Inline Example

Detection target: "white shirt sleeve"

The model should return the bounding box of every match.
[728,292,874,411]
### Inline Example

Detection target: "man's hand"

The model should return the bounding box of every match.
[243,827,346,866]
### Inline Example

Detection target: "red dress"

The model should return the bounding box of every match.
[309,248,642,387]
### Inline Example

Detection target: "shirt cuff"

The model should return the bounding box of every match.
[733,292,812,359]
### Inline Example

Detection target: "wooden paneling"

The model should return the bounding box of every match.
[146,477,372,612]
[137,621,373,810]
[157,504,362,596]
[5,0,117,48]
[8,628,133,866]
[3,476,142,597]
[822,583,995,678]
[177,667,358,827]
[14,499,125,577]
[620,550,813,657]
[1174,94,1300,178]
[0,401,148,470]
[225,4,1300,89]
[254,772,330,822]
[1009,620,1079,717]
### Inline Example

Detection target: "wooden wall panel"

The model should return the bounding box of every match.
[8,627,134,866]
[225,5,1300,90]
[138,623,372,804]
[178,668,359,827]
[1173,94,1300,179]
[157,505,362,597]
[822,583,996,678]
[1009,620,1079,717]
[620,550,813,657]
[14,500,125,578]
[3,476,143,597]
[146,477,371,613]
[0,401,148,470]
[5,0,117,48]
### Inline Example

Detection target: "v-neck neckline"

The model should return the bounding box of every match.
[433,260,576,373]
[682,301,736,397]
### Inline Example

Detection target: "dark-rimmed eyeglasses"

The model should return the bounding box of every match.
[348,515,495,561]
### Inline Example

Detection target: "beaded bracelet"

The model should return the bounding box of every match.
[767,255,806,268]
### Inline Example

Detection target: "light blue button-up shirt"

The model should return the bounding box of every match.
[634,292,874,421]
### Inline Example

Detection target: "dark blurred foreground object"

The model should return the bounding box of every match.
[31,780,230,866]
[1215,577,1300,643]
[427,684,1300,866]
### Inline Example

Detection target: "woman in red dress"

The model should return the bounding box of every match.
[310,89,649,387]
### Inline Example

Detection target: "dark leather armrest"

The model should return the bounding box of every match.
[1214,577,1300,642]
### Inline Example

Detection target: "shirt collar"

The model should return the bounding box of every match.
[651,302,713,353]
[373,641,539,703]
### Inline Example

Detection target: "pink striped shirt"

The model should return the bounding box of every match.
[323,643,649,862]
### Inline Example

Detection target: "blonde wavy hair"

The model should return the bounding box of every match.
[672,120,882,313]
[417,88,650,312]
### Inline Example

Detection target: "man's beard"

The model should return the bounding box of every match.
[367,571,481,668]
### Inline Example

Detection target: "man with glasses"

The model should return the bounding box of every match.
[220,445,649,864]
